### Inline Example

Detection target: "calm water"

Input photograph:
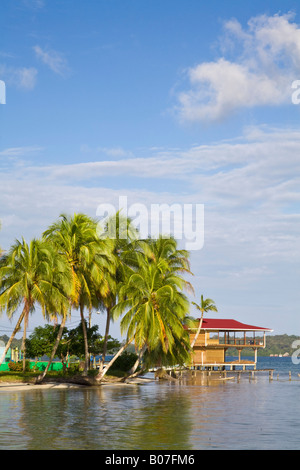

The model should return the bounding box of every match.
[0,357,299,450]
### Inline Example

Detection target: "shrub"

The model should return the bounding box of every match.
[8,360,30,372]
[67,363,79,374]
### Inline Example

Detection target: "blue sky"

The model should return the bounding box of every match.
[0,0,300,339]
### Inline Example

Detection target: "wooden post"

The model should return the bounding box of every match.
[269,370,273,381]
[254,348,257,364]
[238,349,241,362]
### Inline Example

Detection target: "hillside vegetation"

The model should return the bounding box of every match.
[1,333,299,358]
[226,334,300,357]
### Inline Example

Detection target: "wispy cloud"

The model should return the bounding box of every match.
[0,64,37,90]
[6,127,300,210]
[0,126,299,337]
[175,13,300,123]
[33,45,70,77]
[0,146,44,157]
[80,145,134,159]
[22,0,45,9]
[49,128,300,203]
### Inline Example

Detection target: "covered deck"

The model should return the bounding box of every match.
[188,318,273,368]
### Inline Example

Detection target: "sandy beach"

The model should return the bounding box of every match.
[0,376,154,392]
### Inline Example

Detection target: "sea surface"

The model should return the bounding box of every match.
[0,357,299,450]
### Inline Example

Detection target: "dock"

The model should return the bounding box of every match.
[150,360,262,372]
[148,364,278,382]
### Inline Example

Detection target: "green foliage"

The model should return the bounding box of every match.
[1,214,194,377]
[25,324,69,359]
[114,237,191,354]
[24,322,121,361]
[67,322,121,358]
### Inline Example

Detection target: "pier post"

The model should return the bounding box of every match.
[269,370,273,381]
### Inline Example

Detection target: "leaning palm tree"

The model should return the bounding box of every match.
[35,251,74,383]
[43,213,115,376]
[96,243,191,382]
[137,236,194,297]
[0,238,61,368]
[190,295,218,348]
[96,212,139,375]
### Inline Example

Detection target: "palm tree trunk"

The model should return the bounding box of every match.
[21,309,29,372]
[36,315,67,384]
[80,302,89,376]
[127,345,147,376]
[190,311,204,348]
[95,336,134,382]
[98,304,112,374]
[121,345,147,381]
[0,306,27,366]
[123,365,147,381]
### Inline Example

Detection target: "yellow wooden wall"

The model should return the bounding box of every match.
[192,347,224,364]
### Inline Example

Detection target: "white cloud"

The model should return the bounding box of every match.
[80,145,134,159]
[175,13,300,122]
[1,128,299,333]
[16,67,37,89]
[0,64,37,90]
[34,45,70,77]
[1,127,299,263]
[0,146,43,157]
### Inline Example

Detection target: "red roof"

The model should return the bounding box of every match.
[190,318,272,332]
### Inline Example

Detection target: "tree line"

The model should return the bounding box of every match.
[0,212,213,383]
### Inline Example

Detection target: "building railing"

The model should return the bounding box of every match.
[218,338,264,347]
[191,331,266,348]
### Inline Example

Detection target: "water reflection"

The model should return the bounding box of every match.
[6,383,193,450]
[0,369,300,450]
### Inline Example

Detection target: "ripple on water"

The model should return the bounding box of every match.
[0,373,299,450]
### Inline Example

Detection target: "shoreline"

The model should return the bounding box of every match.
[0,375,155,392]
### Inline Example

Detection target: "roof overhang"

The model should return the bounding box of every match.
[188,318,273,332]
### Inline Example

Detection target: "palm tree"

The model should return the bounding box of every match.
[0,238,65,369]
[190,295,218,348]
[120,262,189,352]
[137,236,194,298]
[96,238,192,381]
[96,212,139,374]
[43,213,115,376]
[35,250,73,383]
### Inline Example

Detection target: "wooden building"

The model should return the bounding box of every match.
[187,318,273,369]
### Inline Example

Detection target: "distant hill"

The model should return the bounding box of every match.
[0,335,23,349]
[1,333,299,358]
[226,334,300,357]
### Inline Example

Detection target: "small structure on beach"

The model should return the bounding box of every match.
[186,318,273,370]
